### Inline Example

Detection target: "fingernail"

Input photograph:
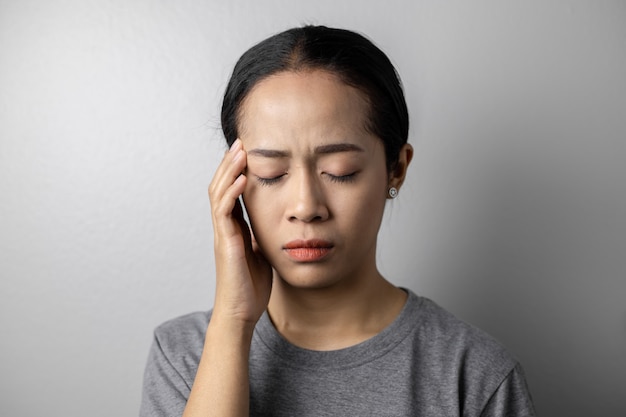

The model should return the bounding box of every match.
[229,139,240,153]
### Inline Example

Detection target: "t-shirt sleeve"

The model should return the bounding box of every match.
[480,362,536,417]
[139,331,191,417]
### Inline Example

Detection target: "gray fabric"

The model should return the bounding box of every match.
[140,290,536,416]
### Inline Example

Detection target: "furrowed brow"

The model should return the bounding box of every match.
[247,148,290,158]
[247,143,364,158]
[314,143,364,154]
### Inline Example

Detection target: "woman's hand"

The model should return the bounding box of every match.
[208,139,272,327]
[183,139,268,417]
[182,140,267,417]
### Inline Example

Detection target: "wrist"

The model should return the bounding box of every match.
[207,312,257,342]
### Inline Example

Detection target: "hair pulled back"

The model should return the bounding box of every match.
[221,25,409,171]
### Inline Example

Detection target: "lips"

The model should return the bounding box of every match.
[283,239,334,262]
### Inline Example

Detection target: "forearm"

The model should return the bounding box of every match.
[182,317,254,417]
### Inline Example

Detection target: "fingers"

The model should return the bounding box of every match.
[209,139,248,239]
[209,139,245,204]
[208,140,273,325]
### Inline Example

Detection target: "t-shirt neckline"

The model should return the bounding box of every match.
[253,289,423,370]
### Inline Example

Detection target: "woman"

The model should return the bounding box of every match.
[140,25,535,416]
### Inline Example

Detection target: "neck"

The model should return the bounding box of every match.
[267,270,407,351]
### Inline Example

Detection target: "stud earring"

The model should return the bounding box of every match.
[388,187,398,199]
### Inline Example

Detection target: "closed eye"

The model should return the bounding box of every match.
[326,172,358,184]
[255,174,286,186]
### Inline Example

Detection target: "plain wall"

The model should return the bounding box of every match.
[1,1,625,415]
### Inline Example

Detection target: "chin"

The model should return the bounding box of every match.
[273,268,344,291]
[274,266,363,293]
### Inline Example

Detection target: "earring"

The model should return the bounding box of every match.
[388,187,398,199]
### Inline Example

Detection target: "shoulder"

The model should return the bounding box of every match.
[151,310,212,371]
[140,310,213,415]
[403,292,528,412]
[411,294,516,367]
[154,310,211,343]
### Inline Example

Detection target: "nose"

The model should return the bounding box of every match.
[285,170,329,223]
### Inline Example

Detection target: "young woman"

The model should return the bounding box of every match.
[140,25,535,417]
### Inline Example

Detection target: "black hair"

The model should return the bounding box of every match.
[221,25,409,171]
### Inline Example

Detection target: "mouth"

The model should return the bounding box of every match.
[283,239,334,262]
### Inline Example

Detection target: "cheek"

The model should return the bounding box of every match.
[333,177,387,226]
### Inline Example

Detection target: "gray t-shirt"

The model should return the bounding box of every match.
[140,290,535,416]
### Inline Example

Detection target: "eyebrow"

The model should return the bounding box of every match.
[315,143,364,154]
[247,148,289,158]
[247,143,364,158]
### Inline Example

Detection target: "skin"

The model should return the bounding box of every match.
[183,69,413,417]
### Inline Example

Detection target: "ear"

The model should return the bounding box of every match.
[387,143,413,197]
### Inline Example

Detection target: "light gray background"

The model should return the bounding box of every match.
[1,1,625,416]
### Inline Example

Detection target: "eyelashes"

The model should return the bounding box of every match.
[255,172,358,187]
[326,173,357,184]
[255,174,286,186]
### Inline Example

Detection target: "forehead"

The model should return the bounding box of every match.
[237,70,374,150]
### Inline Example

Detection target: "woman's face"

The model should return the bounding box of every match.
[239,70,397,289]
